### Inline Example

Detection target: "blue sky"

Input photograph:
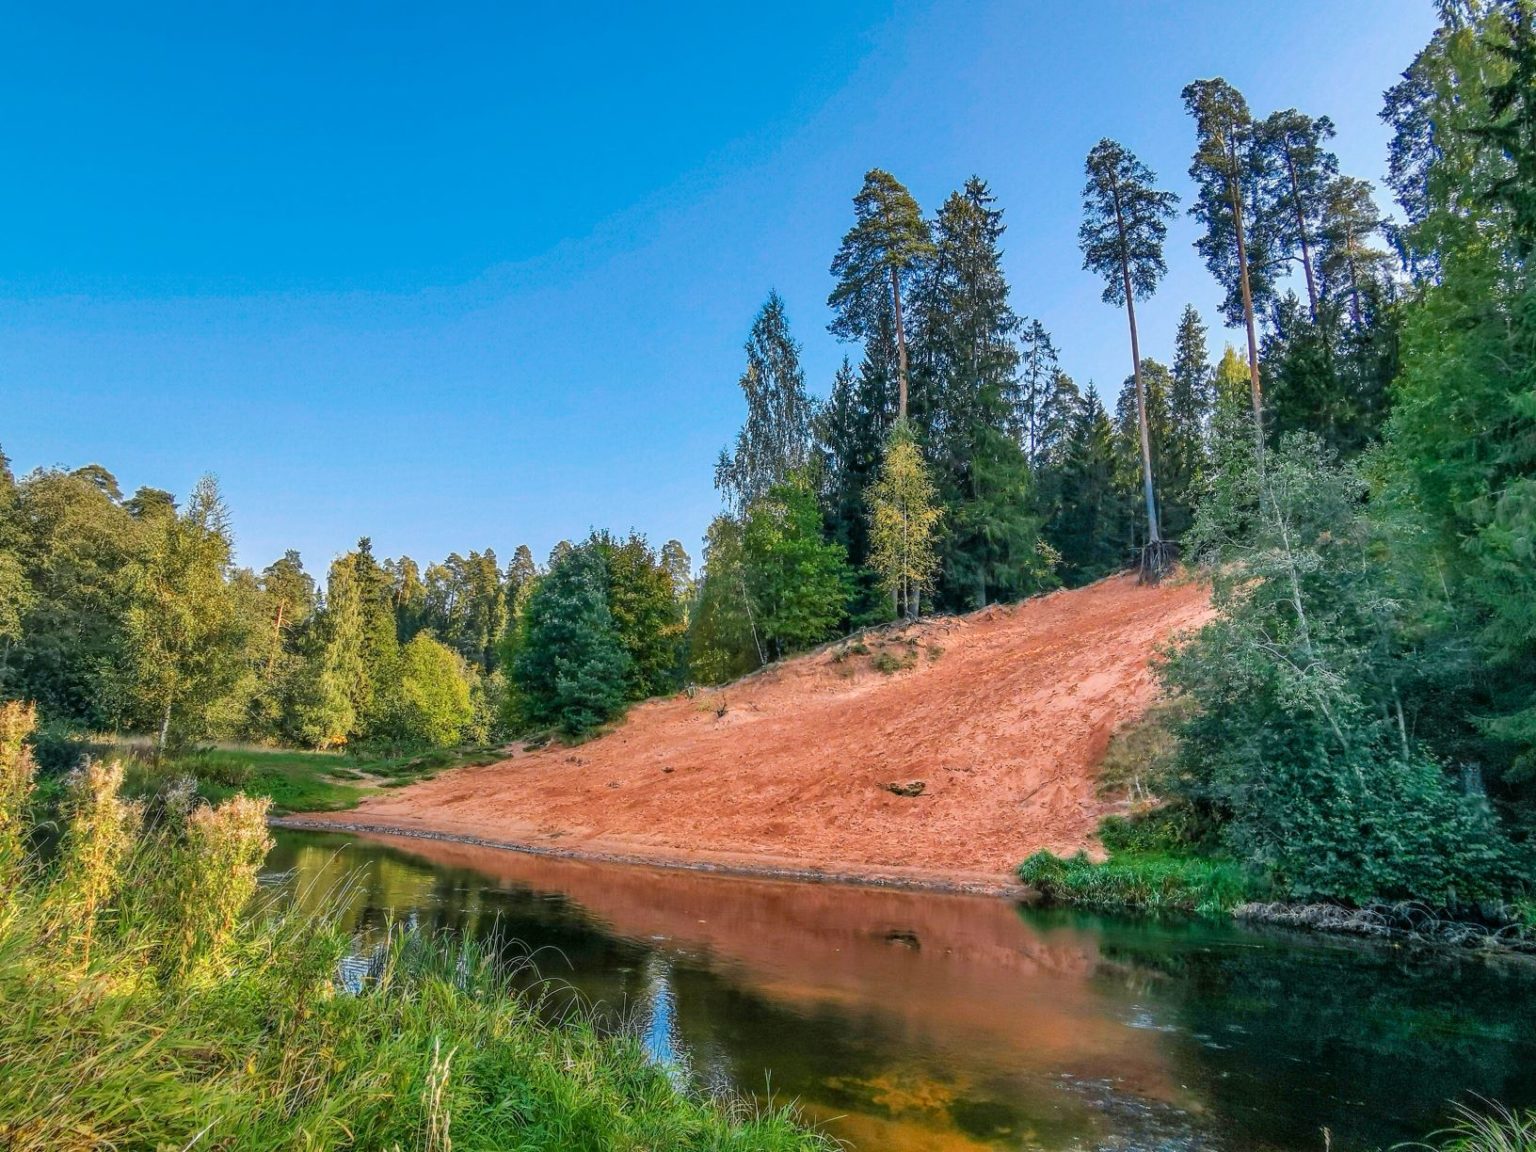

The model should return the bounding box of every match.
[3,1,1435,572]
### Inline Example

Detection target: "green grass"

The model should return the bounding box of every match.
[1420,1103,1536,1151]
[0,704,831,1152]
[115,744,506,815]
[1017,848,1258,917]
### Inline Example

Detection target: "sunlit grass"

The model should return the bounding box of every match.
[0,702,830,1151]
[112,743,506,814]
[1017,849,1256,917]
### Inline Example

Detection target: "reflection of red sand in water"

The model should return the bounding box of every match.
[295,573,1212,889]
[312,833,1198,1151]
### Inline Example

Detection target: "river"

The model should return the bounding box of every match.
[265,829,1536,1152]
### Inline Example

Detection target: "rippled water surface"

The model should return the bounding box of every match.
[266,829,1536,1151]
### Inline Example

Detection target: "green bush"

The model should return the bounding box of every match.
[25,721,105,775]
[1098,805,1214,856]
[1161,433,1529,911]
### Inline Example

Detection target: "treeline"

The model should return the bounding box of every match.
[1069,0,1536,912]
[0,458,703,750]
[701,0,1536,913]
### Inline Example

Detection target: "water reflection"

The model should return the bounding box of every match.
[265,830,1536,1152]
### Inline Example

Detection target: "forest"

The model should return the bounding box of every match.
[2,0,1534,921]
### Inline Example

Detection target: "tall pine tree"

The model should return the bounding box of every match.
[829,169,932,422]
[1080,138,1180,580]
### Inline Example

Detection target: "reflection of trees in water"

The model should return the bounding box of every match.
[1089,919,1536,1151]
[273,833,1536,1152]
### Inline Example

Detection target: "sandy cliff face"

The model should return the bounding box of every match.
[298,573,1212,886]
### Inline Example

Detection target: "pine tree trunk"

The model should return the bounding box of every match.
[1111,181,1168,584]
[890,265,910,423]
[1283,143,1320,321]
[1228,157,1265,465]
[1346,222,1364,330]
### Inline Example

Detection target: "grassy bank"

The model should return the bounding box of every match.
[0,703,828,1151]
[39,736,506,815]
[1018,848,1256,916]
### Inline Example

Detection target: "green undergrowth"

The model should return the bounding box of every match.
[1018,847,1257,917]
[0,701,829,1152]
[1019,800,1258,916]
[103,743,505,815]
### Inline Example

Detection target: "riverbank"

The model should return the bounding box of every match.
[287,575,1213,889]
[271,815,1029,896]
[1019,847,1536,957]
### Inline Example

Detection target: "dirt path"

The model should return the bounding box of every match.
[292,574,1211,888]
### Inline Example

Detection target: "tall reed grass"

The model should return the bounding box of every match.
[0,701,829,1151]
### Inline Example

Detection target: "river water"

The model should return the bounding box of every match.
[265,829,1536,1152]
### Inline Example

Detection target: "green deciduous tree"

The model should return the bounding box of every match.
[0,466,142,727]
[742,477,852,658]
[687,514,761,685]
[1163,433,1523,906]
[398,632,475,748]
[867,425,942,619]
[119,477,251,755]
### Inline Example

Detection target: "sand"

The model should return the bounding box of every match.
[286,573,1212,891]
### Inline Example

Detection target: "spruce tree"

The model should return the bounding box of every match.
[908,177,1046,608]
[513,544,630,737]
[1046,390,1126,582]
[1016,320,1061,464]
[1166,306,1213,539]
[1079,138,1180,580]
[814,357,888,570]
[715,292,814,511]
[1473,0,1536,257]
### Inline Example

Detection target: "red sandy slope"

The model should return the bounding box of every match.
[296,574,1212,890]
